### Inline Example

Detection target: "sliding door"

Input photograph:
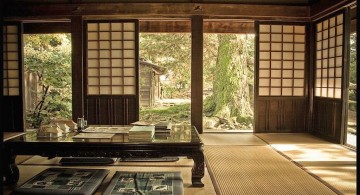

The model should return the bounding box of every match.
[2,22,24,131]
[255,22,308,132]
[312,11,346,143]
[84,20,139,125]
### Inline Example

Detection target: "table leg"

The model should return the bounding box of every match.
[3,150,19,186]
[189,151,204,187]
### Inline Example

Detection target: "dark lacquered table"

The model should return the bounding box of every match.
[3,125,204,187]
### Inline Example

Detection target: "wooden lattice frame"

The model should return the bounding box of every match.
[86,21,137,95]
[258,23,306,97]
[315,13,344,99]
[3,24,20,96]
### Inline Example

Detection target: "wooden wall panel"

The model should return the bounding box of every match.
[312,98,342,142]
[85,96,137,125]
[256,99,307,132]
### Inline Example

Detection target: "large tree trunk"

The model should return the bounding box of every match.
[211,34,253,125]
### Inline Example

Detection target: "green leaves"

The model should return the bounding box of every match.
[24,34,72,128]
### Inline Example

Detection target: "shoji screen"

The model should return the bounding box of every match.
[3,24,20,96]
[312,12,345,143]
[315,14,344,99]
[258,24,306,96]
[2,22,24,131]
[256,22,307,133]
[84,20,139,125]
[86,22,136,95]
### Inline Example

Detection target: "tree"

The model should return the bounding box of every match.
[24,34,72,128]
[204,34,254,128]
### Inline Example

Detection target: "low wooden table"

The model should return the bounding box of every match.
[3,125,204,187]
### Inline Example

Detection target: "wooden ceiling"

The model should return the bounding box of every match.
[4,0,318,5]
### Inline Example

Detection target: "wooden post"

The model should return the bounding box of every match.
[71,16,84,121]
[191,16,203,133]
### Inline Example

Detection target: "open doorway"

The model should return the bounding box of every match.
[346,17,356,148]
[23,34,72,129]
[139,22,191,125]
[203,21,255,133]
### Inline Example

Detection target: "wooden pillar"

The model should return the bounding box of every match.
[191,16,203,133]
[71,16,84,121]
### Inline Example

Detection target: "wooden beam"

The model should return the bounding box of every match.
[191,16,203,133]
[3,3,310,21]
[310,0,356,20]
[71,16,84,121]
[140,20,255,33]
[23,22,71,34]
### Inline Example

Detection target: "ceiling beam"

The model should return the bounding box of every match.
[3,3,310,21]
[310,0,356,21]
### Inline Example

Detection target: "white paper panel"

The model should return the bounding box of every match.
[271,70,281,78]
[283,70,293,78]
[88,86,99,95]
[99,32,110,40]
[111,59,122,67]
[315,79,321,87]
[124,59,135,67]
[294,79,304,87]
[259,52,270,60]
[283,25,293,33]
[283,61,293,69]
[124,41,135,49]
[322,59,328,68]
[283,43,294,51]
[337,25,343,35]
[335,78,341,88]
[111,50,122,58]
[111,32,122,40]
[329,17,336,27]
[335,67,342,77]
[294,61,304,69]
[294,26,305,33]
[88,32,98,40]
[100,50,110,58]
[100,86,111,94]
[259,70,270,77]
[100,68,111,76]
[259,25,270,32]
[88,50,98,58]
[282,88,292,96]
[271,25,282,33]
[271,34,282,42]
[100,77,111,85]
[334,89,341,98]
[337,14,343,24]
[99,23,110,31]
[259,88,269,96]
[8,52,18,60]
[322,78,327,87]
[271,43,282,51]
[112,77,123,85]
[100,59,111,67]
[271,88,281,96]
[283,52,293,60]
[7,35,18,42]
[111,23,122,31]
[88,78,99,85]
[112,86,122,94]
[259,43,270,50]
[322,69,327,77]
[283,34,293,42]
[294,44,305,52]
[8,79,19,87]
[124,77,135,85]
[100,41,110,49]
[315,88,321,96]
[259,34,270,42]
[124,23,135,31]
[327,88,334,98]
[9,88,19,96]
[259,79,270,86]
[294,70,304,78]
[124,86,135,95]
[293,88,303,96]
[8,70,18,78]
[88,68,99,76]
[271,52,281,60]
[328,78,334,87]
[271,79,281,87]
[323,30,328,39]
[271,61,281,69]
[124,50,135,58]
[294,53,305,60]
[124,68,135,76]
[7,61,18,69]
[259,61,270,69]
[124,32,135,40]
[321,88,327,96]
[112,68,122,76]
[282,79,292,87]
[88,23,98,31]
[112,41,122,49]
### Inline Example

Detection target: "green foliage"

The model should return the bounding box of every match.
[140,104,191,122]
[24,34,72,128]
[140,33,191,98]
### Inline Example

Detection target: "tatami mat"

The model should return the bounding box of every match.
[4,164,216,195]
[201,133,266,145]
[256,133,357,195]
[304,165,357,195]
[205,145,338,195]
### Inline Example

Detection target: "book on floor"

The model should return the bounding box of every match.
[13,168,109,195]
[103,171,183,195]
